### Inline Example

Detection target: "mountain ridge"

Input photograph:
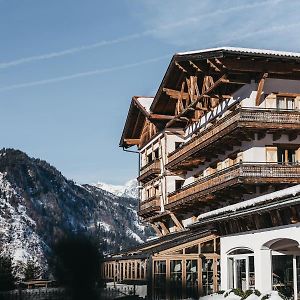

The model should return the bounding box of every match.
[0,148,153,279]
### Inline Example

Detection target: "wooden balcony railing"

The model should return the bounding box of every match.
[167,108,300,169]
[138,195,160,217]
[167,162,300,206]
[138,159,161,183]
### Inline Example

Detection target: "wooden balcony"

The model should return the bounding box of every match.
[138,159,161,183]
[166,162,300,211]
[167,108,300,170]
[138,195,161,218]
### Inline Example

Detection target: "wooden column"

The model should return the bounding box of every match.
[255,73,268,106]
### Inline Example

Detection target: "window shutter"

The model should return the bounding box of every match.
[266,146,277,163]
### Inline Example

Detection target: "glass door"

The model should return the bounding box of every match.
[235,258,247,290]
[229,255,255,291]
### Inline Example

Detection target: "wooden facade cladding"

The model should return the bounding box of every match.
[138,195,161,217]
[166,108,300,170]
[166,162,300,210]
[101,259,147,283]
[137,159,160,183]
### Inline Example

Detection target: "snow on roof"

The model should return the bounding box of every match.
[197,184,300,221]
[177,47,300,58]
[136,97,154,113]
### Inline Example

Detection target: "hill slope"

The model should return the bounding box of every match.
[0,148,153,278]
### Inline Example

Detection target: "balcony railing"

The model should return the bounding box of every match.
[138,159,161,183]
[167,108,300,169]
[167,162,300,206]
[138,195,161,216]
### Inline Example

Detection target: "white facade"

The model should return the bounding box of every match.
[220,224,300,299]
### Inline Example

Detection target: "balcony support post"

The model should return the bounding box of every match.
[151,223,163,237]
[255,72,268,106]
[157,221,170,235]
[169,212,184,231]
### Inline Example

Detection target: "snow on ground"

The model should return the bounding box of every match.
[200,291,284,300]
[198,184,300,220]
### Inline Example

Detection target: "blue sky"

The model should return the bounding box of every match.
[0,0,300,185]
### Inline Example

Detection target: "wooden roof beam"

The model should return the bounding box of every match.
[163,88,197,101]
[166,74,228,127]
[207,59,221,72]
[189,60,203,72]
[149,114,175,121]
[175,61,187,73]
[124,139,140,145]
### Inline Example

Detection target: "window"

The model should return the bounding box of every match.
[147,153,153,164]
[186,260,198,289]
[154,185,159,196]
[154,260,166,288]
[154,148,159,159]
[202,258,214,295]
[201,240,214,253]
[266,146,278,163]
[175,180,184,191]
[185,244,199,254]
[277,147,296,165]
[276,96,295,110]
[170,260,182,284]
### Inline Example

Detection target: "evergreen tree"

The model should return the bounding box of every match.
[24,260,41,281]
[0,256,15,291]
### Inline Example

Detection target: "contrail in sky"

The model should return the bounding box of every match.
[213,21,300,46]
[0,55,170,92]
[0,0,284,70]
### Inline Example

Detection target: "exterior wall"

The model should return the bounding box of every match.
[220,224,300,293]
[185,78,300,143]
[138,76,300,234]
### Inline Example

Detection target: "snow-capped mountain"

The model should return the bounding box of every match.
[94,179,139,199]
[0,148,153,279]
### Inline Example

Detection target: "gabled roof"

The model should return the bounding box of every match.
[176,46,300,58]
[150,47,300,114]
[119,96,154,148]
[120,47,300,148]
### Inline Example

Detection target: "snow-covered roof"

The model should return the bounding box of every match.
[177,47,300,59]
[197,184,300,221]
[136,97,154,113]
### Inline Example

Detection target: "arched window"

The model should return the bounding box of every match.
[228,248,254,255]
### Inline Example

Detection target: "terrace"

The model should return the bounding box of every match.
[166,162,300,211]
[166,108,300,171]
[138,159,160,183]
[138,195,161,217]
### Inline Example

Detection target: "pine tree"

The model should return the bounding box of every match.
[0,256,15,291]
[24,260,41,281]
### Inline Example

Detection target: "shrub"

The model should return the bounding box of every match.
[242,289,254,300]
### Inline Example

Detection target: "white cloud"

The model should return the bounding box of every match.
[130,0,300,50]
